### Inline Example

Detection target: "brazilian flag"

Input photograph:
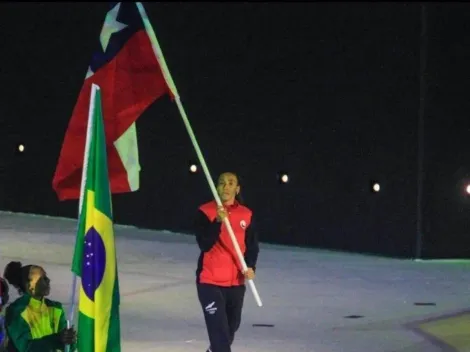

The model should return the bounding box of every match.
[72,84,121,351]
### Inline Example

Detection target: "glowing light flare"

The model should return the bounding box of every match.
[278,172,289,184]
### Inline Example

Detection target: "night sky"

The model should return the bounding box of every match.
[1,3,470,258]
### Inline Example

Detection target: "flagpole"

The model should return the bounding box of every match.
[66,84,100,352]
[136,2,263,307]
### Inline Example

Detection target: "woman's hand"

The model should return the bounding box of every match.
[59,327,77,345]
[216,206,228,222]
[244,267,255,280]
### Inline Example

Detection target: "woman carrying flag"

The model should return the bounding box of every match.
[2,261,76,352]
[194,171,260,352]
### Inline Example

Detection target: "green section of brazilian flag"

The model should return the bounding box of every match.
[72,84,121,352]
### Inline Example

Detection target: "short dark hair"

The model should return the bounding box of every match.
[0,277,9,308]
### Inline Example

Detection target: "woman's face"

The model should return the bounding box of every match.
[217,173,240,205]
[28,266,50,298]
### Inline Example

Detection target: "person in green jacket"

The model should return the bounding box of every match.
[2,261,76,352]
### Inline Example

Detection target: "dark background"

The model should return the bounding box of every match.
[1,2,469,259]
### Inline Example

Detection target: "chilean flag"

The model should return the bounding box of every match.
[53,2,172,201]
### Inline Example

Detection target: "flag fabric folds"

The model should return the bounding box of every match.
[53,2,172,201]
[72,84,121,352]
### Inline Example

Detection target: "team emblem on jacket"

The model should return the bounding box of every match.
[240,220,247,229]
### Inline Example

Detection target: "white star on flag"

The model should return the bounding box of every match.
[100,3,128,52]
[85,4,128,79]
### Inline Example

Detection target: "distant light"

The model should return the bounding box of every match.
[189,164,197,173]
[466,184,470,195]
[372,183,380,192]
[18,144,25,152]
[281,174,289,183]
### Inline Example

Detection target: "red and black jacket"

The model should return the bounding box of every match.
[195,200,259,287]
